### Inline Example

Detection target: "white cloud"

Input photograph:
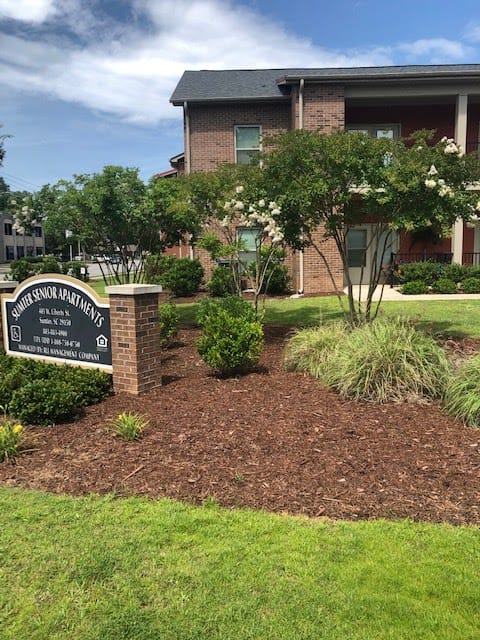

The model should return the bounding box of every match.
[0,0,58,23]
[0,0,476,126]
[396,38,473,63]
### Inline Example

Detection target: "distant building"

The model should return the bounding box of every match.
[0,213,45,262]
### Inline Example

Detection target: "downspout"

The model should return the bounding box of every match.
[184,101,194,259]
[184,101,191,175]
[298,79,305,294]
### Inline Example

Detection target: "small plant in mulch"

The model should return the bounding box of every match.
[0,406,24,462]
[109,412,149,441]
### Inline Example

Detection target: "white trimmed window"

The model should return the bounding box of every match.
[347,124,400,139]
[235,125,261,164]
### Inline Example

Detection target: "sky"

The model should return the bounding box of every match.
[1,0,480,193]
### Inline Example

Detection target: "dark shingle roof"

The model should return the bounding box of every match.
[170,64,480,104]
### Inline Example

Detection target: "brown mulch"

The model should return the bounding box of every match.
[1,326,480,526]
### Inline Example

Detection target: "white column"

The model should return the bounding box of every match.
[452,94,468,264]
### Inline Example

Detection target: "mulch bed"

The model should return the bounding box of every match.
[1,326,480,525]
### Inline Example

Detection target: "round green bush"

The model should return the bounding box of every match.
[196,298,263,375]
[431,278,457,294]
[158,302,179,347]
[397,261,442,285]
[442,263,467,283]
[207,266,237,297]
[0,355,111,424]
[401,280,429,295]
[160,258,204,297]
[9,379,82,425]
[460,277,480,294]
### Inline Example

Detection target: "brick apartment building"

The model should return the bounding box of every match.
[170,64,480,294]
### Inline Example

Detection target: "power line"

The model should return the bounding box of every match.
[1,172,43,191]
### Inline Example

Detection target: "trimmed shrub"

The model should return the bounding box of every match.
[39,256,61,274]
[9,379,82,425]
[207,266,237,297]
[8,258,38,282]
[460,277,480,294]
[196,297,263,375]
[397,261,442,285]
[144,254,176,286]
[0,355,111,425]
[444,355,480,426]
[61,260,89,281]
[160,258,204,297]
[401,280,429,295]
[158,302,179,347]
[197,295,256,326]
[442,263,467,284]
[431,278,457,294]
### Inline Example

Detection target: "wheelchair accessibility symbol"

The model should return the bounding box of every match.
[10,325,22,342]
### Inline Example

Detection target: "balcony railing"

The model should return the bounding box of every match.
[392,252,452,265]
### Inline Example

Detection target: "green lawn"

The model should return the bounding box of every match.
[1,488,479,640]
[89,276,480,336]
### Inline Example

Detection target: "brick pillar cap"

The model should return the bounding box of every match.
[106,284,163,296]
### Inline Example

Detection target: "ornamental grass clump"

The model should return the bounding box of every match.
[284,323,348,379]
[444,355,480,427]
[326,317,450,403]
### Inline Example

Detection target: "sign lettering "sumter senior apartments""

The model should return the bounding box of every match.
[1,275,112,371]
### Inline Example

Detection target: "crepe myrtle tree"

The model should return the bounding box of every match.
[185,163,284,314]
[260,129,480,324]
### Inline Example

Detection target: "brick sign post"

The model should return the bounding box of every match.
[106,284,163,395]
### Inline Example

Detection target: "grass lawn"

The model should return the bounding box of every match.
[89,275,480,336]
[173,295,480,337]
[1,488,479,640]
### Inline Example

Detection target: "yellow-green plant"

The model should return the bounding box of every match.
[109,412,148,441]
[0,408,24,461]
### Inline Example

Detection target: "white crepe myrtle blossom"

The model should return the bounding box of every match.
[425,179,437,189]
[428,165,438,176]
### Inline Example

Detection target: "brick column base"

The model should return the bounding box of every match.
[106,284,163,395]
[0,281,19,352]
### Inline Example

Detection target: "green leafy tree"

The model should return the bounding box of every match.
[261,129,480,323]
[34,166,159,284]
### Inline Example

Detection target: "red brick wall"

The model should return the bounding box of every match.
[188,102,291,172]
[302,84,345,132]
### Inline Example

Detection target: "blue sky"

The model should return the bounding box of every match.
[1,0,480,193]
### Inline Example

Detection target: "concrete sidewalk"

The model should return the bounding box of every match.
[348,285,480,301]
